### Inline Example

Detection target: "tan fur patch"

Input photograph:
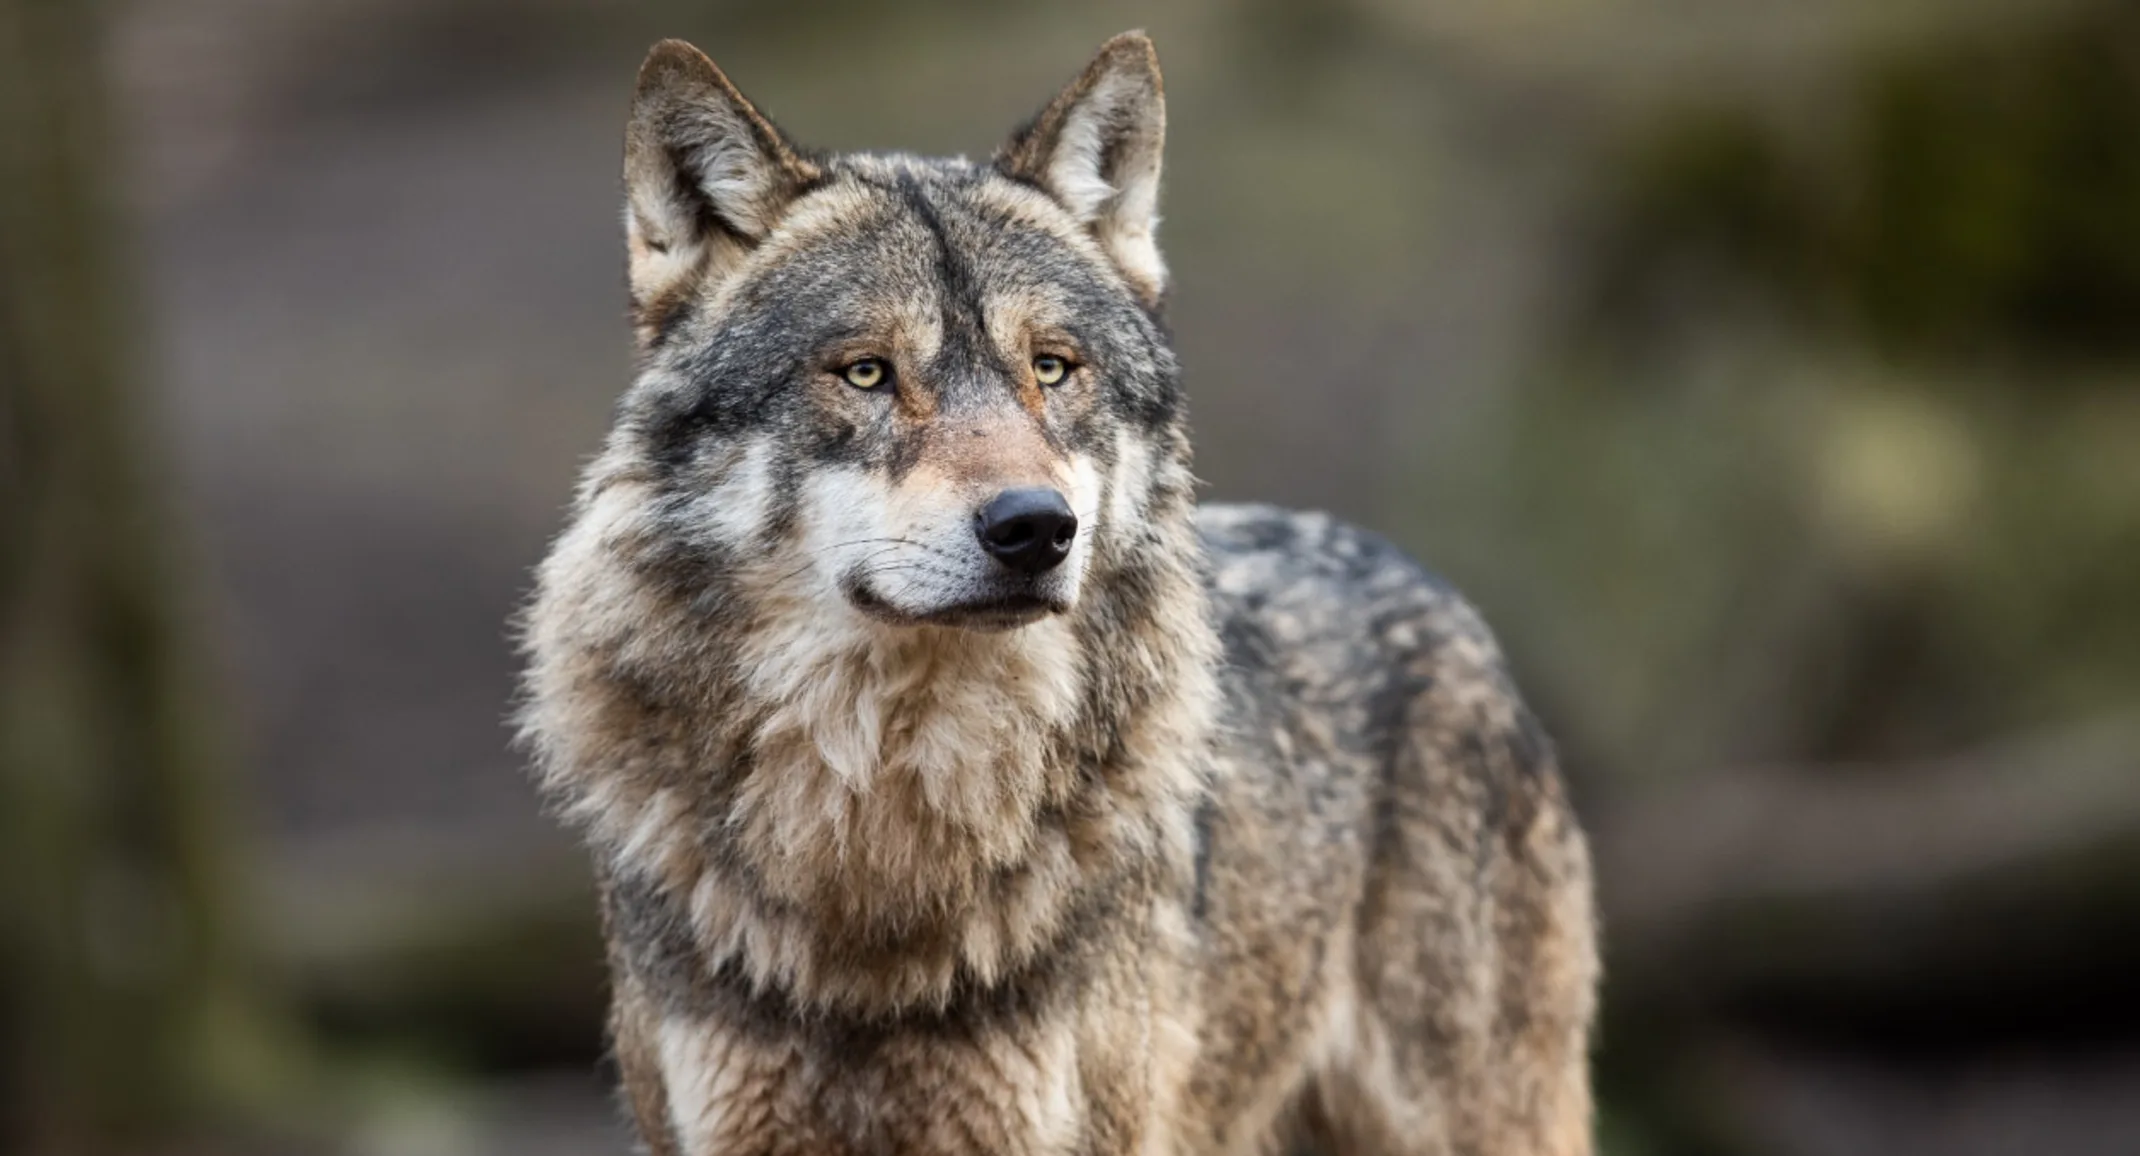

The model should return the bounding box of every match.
[527,31,1596,1156]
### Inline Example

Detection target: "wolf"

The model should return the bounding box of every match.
[517,31,1597,1156]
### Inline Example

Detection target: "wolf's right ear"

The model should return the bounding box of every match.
[998,32,1168,306]
[623,40,817,337]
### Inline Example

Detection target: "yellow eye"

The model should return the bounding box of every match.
[1033,354,1069,386]
[842,358,888,390]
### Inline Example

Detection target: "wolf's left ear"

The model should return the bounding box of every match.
[998,32,1168,305]
[624,40,818,338]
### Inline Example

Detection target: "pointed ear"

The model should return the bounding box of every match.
[623,40,817,339]
[997,32,1168,305]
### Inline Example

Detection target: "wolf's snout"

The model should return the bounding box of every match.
[976,488,1077,574]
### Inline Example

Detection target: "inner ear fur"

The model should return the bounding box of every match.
[997,31,1169,306]
[622,39,818,342]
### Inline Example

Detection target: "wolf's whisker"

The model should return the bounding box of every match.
[770,540,922,584]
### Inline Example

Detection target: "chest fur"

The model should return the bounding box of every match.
[653,1011,1086,1156]
[525,477,1215,1012]
[718,605,1089,915]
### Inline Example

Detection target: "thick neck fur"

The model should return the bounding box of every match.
[519,439,1217,1013]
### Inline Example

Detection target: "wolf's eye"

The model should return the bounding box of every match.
[842,358,889,390]
[1033,354,1069,386]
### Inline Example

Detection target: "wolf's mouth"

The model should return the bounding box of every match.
[845,584,1067,631]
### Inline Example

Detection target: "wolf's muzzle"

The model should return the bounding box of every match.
[976,488,1078,575]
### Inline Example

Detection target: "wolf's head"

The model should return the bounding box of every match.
[602,32,1188,633]
[525,36,1216,985]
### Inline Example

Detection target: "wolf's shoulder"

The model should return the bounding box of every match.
[1193,502,1516,700]
[1196,502,1478,636]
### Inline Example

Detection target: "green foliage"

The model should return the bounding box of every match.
[1581,0,2140,362]
[1408,0,2140,788]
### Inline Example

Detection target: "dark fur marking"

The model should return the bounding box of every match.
[759,454,803,546]
[1189,793,1218,922]
[884,424,925,480]
[642,283,701,352]
[895,174,1018,412]
[604,865,1107,1048]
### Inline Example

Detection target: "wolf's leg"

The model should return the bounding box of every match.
[610,978,683,1156]
[1475,764,1597,1156]
[1332,670,1597,1156]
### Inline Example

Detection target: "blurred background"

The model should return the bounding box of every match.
[4,0,2138,1152]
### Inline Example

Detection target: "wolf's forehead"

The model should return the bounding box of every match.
[762,164,1101,313]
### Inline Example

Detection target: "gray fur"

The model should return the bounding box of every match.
[519,32,1597,1156]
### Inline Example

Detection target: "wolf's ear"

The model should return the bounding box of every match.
[623,40,817,334]
[997,32,1168,305]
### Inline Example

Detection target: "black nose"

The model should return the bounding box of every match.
[976,487,1077,574]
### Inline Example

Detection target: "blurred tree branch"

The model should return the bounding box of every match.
[1597,716,2140,1025]
[0,2,303,1150]
[1582,720,2140,1154]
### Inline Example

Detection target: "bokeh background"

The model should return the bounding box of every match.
[5,0,2139,1153]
